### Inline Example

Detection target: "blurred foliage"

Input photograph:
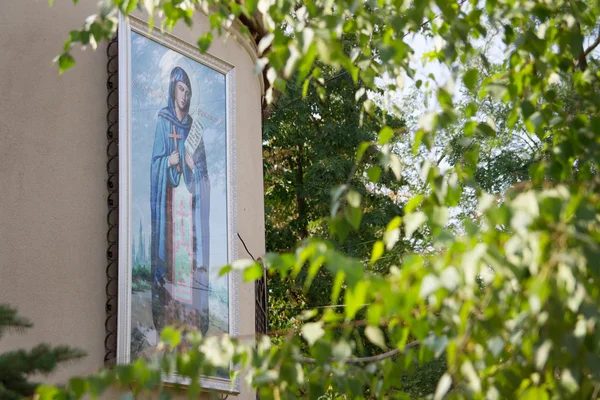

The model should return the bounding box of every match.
[0,305,85,400]
[38,0,600,399]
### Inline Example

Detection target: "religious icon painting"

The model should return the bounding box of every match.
[115,14,239,392]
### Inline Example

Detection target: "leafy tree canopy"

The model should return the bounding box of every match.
[264,65,406,324]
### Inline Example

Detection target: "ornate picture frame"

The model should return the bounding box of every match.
[108,13,239,394]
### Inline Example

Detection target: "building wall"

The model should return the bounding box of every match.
[0,2,264,399]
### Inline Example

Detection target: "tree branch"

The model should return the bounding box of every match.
[584,33,600,58]
[296,340,420,364]
[513,132,538,153]
[577,25,600,71]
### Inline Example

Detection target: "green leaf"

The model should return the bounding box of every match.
[519,387,549,400]
[487,337,504,358]
[345,206,362,230]
[345,280,367,319]
[429,206,449,226]
[434,373,452,400]
[356,142,371,161]
[405,196,423,213]
[257,0,271,13]
[370,241,384,264]
[36,385,62,400]
[355,87,366,101]
[475,122,496,137]
[461,360,482,393]
[243,262,264,281]
[331,271,345,304]
[484,83,508,99]
[231,258,254,269]
[363,100,375,116]
[378,126,393,145]
[125,0,136,13]
[534,340,552,370]
[302,78,311,97]
[367,303,383,326]
[329,217,351,242]
[57,53,75,74]
[304,255,325,291]
[558,368,580,394]
[246,0,258,14]
[331,184,348,205]
[419,274,440,298]
[197,32,213,53]
[68,377,87,398]
[365,326,387,349]
[403,211,426,238]
[161,326,182,348]
[387,216,402,231]
[346,190,361,208]
[389,154,402,180]
[521,100,535,119]
[301,322,325,346]
[310,341,333,365]
[367,166,381,182]
[332,340,352,360]
[68,30,80,43]
[439,266,460,291]
[383,228,400,251]
[208,13,222,29]
[298,308,318,321]
[230,259,259,279]
[219,265,232,276]
[115,365,135,385]
[463,69,479,91]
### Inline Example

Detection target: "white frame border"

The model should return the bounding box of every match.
[116,13,240,394]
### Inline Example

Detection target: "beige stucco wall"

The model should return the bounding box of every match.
[0,1,264,399]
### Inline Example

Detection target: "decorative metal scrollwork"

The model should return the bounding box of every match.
[105,34,119,366]
[255,271,268,335]
[255,271,267,400]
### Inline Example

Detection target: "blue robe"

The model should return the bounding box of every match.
[150,104,211,334]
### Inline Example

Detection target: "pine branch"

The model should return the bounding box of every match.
[0,375,37,399]
[0,345,86,398]
[0,304,32,338]
[0,345,86,377]
[0,382,23,400]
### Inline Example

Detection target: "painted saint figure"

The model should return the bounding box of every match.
[150,66,210,335]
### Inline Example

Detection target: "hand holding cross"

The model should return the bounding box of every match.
[168,126,183,172]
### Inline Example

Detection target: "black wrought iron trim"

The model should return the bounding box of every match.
[105,34,119,366]
[255,270,268,336]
